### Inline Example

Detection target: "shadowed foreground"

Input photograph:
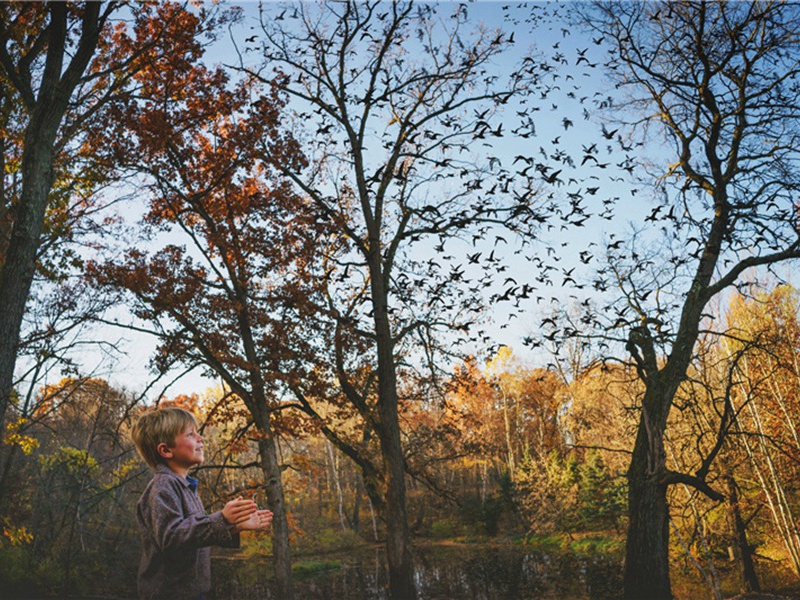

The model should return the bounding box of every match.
[213,544,622,600]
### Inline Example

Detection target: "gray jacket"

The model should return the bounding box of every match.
[136,464,239,600]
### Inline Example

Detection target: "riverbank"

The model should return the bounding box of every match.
[215,533,800,600]
[3,533,799,599]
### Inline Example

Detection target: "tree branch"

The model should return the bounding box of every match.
[662,469,724,502]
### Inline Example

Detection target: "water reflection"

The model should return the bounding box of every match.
[213,544,623,600]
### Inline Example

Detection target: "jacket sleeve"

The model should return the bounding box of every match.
[141,481,240,552]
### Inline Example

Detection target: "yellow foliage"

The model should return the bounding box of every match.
[39,446,99,476]
[2,521,34,546]
[105,458,141,488]
[486,345,515,375]
[2,418,40,455]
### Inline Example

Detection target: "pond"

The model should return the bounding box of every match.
[212,543,624,600]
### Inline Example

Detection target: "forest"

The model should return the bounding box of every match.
[2,1,800,599]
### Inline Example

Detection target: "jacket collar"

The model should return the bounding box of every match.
[155,463,197,491]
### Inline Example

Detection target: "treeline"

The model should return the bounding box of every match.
[3,286,800,597]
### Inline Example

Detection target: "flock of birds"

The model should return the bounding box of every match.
[242,1,781,362]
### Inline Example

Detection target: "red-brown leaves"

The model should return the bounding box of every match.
[87,7,328,440]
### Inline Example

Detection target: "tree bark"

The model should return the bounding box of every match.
[375,340,416,599]
[624,410,672,600]
[371,252,416,599]
[0,141,55,425]
[254,412,295,600]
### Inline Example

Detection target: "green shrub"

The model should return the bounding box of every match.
[520,533,566,553]
[568,535,624,556]
[460,493,505,537]
[429,520,458,539]
[243,526,365,558]
[292,560,342,576]
[576,451,627,531]
[33,556,65,594]
[0,544,32,586]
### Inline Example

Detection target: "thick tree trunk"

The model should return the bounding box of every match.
[375,349,416,599]
[378,407,416,600]
[0,128,58,429]
[623,314,703,600]
[624,408,672,600]
[255,414,295,600]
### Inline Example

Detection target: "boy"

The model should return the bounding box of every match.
[131,407,272,600]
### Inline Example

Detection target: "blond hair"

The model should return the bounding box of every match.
[131,407,198,469]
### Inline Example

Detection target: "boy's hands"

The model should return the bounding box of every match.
[234,509,273,532]
[222,496,258,526]
[222,496,273,532]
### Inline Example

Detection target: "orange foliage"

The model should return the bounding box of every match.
[438,350,569,469]
[79,6,337,490]
[160,393,202,416]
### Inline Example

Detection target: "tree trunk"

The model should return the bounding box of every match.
[0,444,19,511]
[372,267,416,599]
[624,410,672,600]
[352,473,362,533]
[623,317,702,600]
[378,406,416,600]
[326,439,347,530]
[374,365,415,599]
[725,474,760,593]
[255,414,294,600]
[0,131,58,428]
[359,223,416,599]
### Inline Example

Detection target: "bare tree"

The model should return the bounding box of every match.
[242,2,557,596]
[580,2,800,598]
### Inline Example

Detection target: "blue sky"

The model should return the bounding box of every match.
[38,2,672,400]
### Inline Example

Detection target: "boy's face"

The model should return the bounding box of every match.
[158,424,204,475]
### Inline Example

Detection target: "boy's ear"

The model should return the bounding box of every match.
[157,443,173,459]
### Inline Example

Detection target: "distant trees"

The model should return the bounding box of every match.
[723,286,800,588]
[448,348,567,479]
[583,2,800,597]
[435,349,630,538]
[6,288,800,597]
[0,377,141,597]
